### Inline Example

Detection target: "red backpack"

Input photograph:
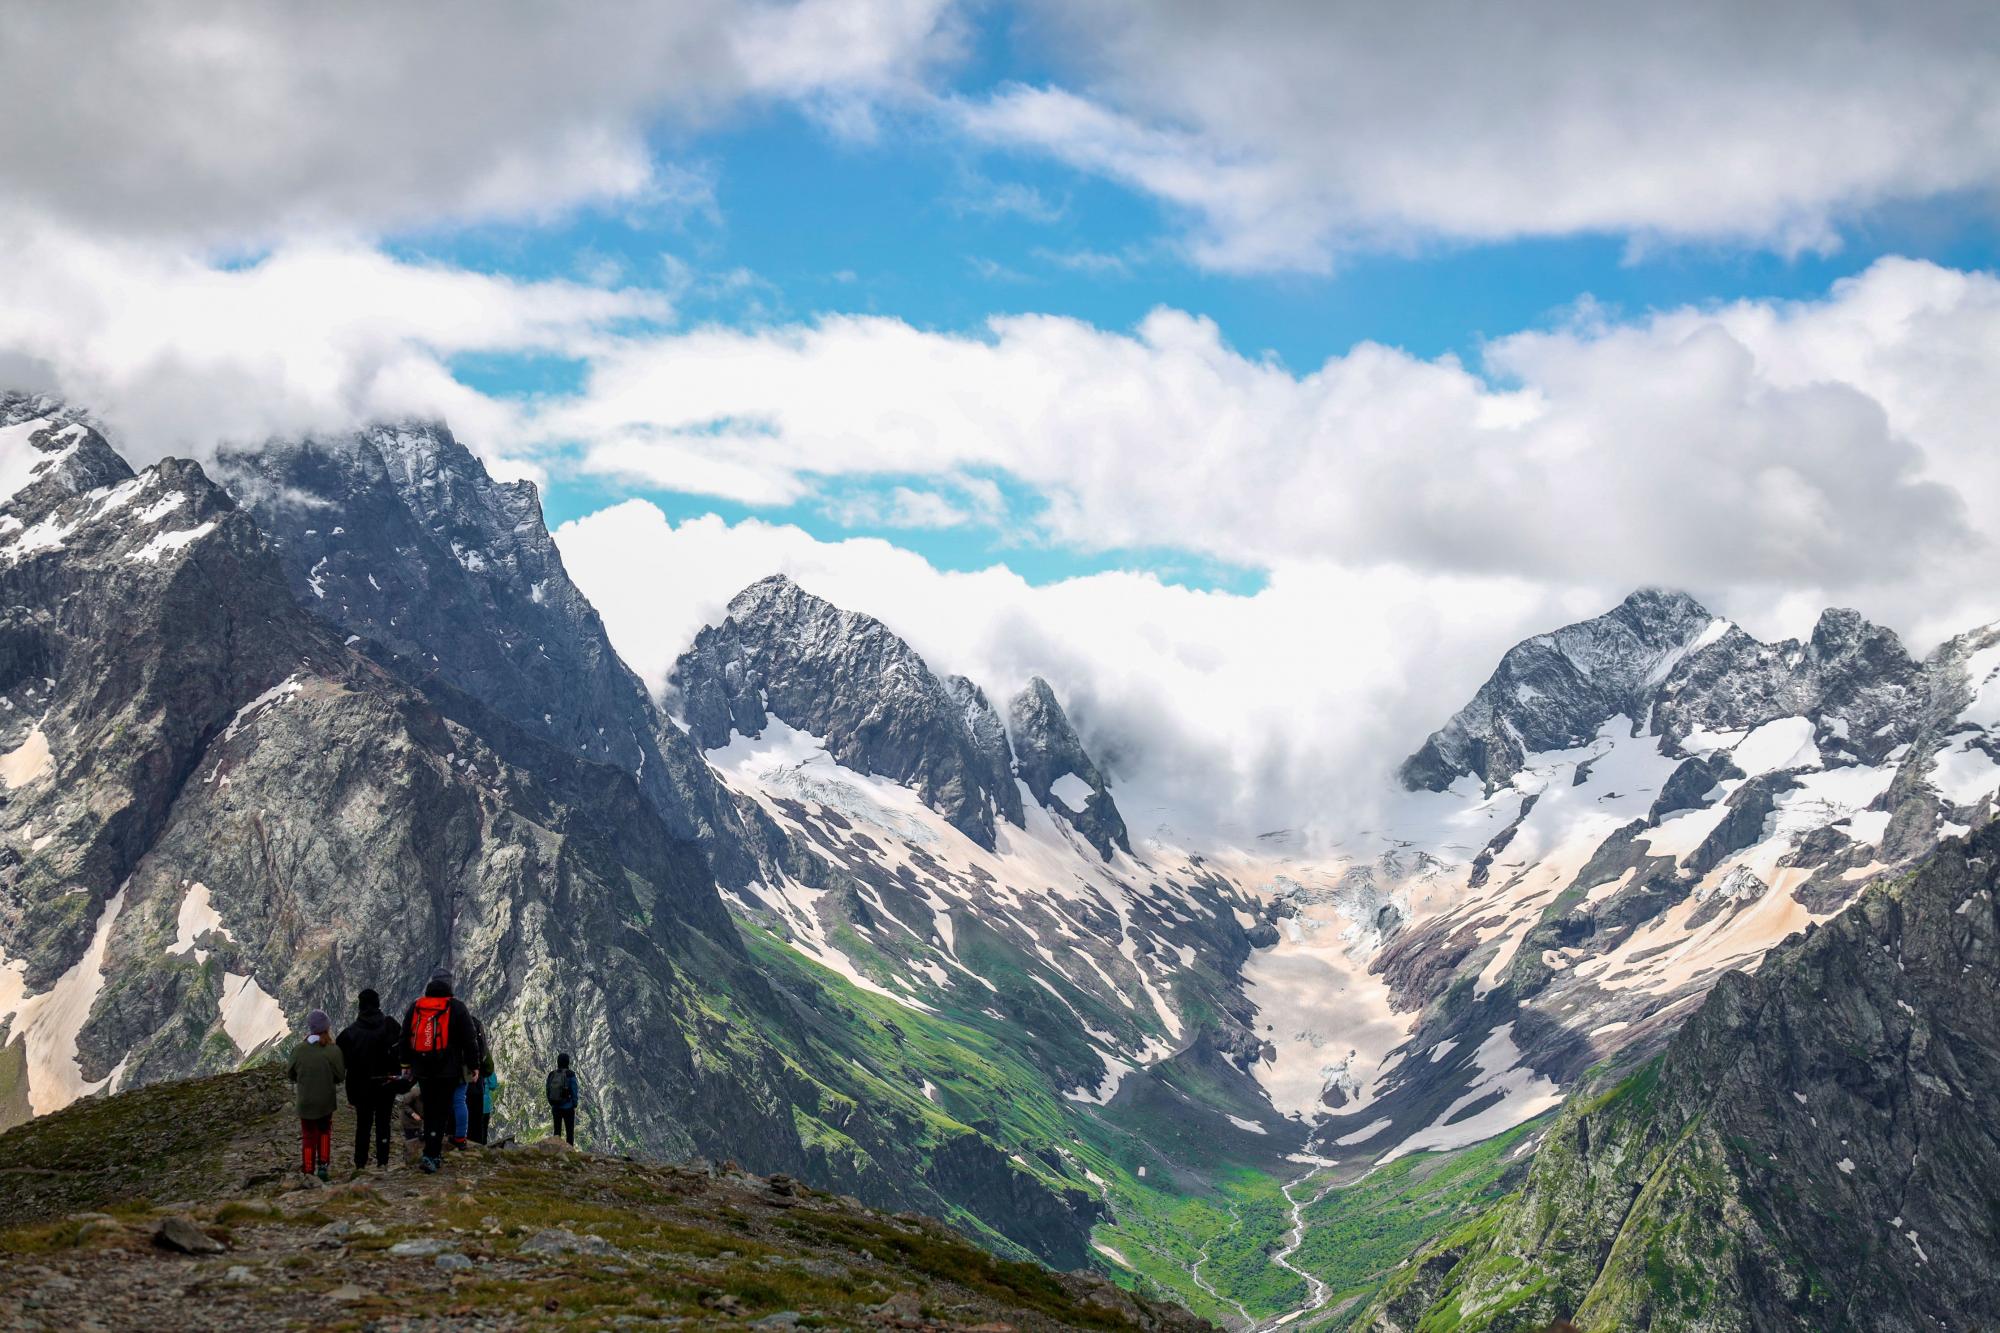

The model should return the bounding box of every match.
[409,996,451,1055]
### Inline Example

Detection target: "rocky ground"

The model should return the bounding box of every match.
[0,1067,1209,1332]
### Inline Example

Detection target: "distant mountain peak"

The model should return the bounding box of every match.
[1008,675,1130,859]
[673,576,1025,846]
[1402,587,1927,793]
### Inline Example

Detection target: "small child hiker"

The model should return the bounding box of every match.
[287,1008,346,1180]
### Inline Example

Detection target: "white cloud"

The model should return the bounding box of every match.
[537,260,1984,611]
[0,226,665,469]
[962,1,2000,269]
[5,230,1996,647]
[553,501,1589,843]
[0,0,958,244]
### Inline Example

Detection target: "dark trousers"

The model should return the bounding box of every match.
[551,1105,575,1144]
[468,1105,490,1145]
[352,1087,394,1167]
[419,1078,458,1159]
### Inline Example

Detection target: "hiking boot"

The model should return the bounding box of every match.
[316,1164,330,1182]
[419,1155,440,1174]
[449,1137,468,1151]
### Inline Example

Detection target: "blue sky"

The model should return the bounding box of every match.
[367,0,2000,591]
[7,0,2000,616]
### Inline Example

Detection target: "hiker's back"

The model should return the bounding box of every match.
[406,994,457,1077]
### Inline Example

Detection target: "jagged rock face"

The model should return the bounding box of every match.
[1299,586,1996,1172]
[671,575,1024,846]
[0,444,320,993]
[1007,677,1130,860]
[1404,591,1928,796]
[211,425,758,884]
[1368,824,2000,1332]
[1650,606,1926,764]
[0,422,1113,1266]
[1400,588,1717,792]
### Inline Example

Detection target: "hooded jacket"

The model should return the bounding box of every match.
[287,1038,346,1119]
[336,1006,404,1103]
[400,977,476,1082]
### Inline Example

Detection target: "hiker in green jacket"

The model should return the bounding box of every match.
[287,1009,346,1181]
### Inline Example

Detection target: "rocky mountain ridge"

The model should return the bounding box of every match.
[6,399,2000,1328]
[1366,821,2000,1332]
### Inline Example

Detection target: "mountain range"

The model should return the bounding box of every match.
[2,394,1995,1329]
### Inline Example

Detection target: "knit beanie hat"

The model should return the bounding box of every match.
[357,988,380,1013]
[307,1008,332,1036]
[430,967,454,989]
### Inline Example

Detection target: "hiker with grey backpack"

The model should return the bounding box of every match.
[546,1053,580,1145]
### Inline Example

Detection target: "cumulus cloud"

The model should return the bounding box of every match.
[553,501,1592,844]
[0,0,959,243]
[964,1,2000,268]
[540,259,1986,609]
[4,228,1996,644]
[0,226,665,469]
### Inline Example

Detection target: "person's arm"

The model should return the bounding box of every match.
[287,1046,299,1082]
[329,1046,346,1082]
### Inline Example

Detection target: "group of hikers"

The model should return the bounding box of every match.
[284,968,584,1178]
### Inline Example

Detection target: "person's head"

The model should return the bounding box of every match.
[426,967,454,998]
[307,1009,331,1040]
[556,1052,571,1070]
[357,988,380,1015]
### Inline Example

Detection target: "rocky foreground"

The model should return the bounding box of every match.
[0,1066,1207,1332]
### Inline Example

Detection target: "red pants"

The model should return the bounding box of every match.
[300,1116,332,1172]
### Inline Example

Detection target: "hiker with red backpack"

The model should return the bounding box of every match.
[335,988,404,1172]
[400,968,476,1174]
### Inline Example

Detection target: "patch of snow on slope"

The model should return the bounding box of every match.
[1385,1022,1562,1161]
[169,881,234,963]
[1769,763,1899,841]
[219,971,289,1053]
[1959,639,2000,728]
[128,520,217,565]
[0,726,52,788]
[1049,771,1094,811]
[1930,741,2000,808]
[1729,716,1823,776]
[0,418,65,503]
[0,886,129,1114]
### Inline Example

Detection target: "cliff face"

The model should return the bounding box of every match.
[0,421,1111,1266]
[1367,821,2000,1333]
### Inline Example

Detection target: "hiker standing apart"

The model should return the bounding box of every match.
[335,988,403,1171]
[401,968,475,1174]
[546,1053,579,1146]
[470,1053,498,1145]
[287,1009,345,1181]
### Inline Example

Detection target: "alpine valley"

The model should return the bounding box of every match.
[3,395,1997,1330]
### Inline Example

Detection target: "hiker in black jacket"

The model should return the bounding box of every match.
[546,1052,579,1146]
[335,989,403,1171]
[400,968,476,1174]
